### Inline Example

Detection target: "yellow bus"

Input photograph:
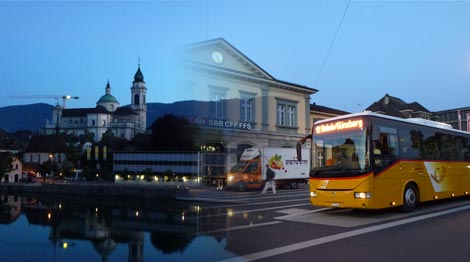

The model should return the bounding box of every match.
[297,111,470,212]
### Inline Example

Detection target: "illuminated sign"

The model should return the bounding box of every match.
[208,119,252,130]
[315,119,364,134]
[193,117,252,130]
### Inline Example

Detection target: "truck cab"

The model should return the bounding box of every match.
[226,149,263,191]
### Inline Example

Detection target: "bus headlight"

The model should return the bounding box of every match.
[354,192,371,199]
[310,191,317,197]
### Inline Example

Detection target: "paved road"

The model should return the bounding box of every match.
[179,185,470,262]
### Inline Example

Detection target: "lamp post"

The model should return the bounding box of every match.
[49,154,54,177]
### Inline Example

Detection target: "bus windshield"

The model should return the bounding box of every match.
[311,119,369,178]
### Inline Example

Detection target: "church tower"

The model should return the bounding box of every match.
[131,63,147,133]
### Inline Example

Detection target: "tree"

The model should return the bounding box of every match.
[80,130,95,144]
[150,114,198,151]
[0,155,13,182]
[102,128,114,139]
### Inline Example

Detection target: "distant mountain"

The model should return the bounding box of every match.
[0,103,53,132]
[0,101,208,133]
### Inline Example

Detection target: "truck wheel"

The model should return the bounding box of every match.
[290,182,298,189]
[401,183,419,212]
[238,182,247,192]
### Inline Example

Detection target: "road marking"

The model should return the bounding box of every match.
[219,205,470,262]
[200,221,283,234]
[210,198,309,209]
[194,191,309,206]
[277,208,387,227]
[274,207,331,219]
[204,203,311,218]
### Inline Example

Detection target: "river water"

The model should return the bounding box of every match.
[0,194,238,262]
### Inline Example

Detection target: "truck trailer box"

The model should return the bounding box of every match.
[226,147,310,191]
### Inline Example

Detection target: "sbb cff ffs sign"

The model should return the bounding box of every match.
[194,117,252,130]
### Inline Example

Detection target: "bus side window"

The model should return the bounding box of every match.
[378,133,396,156]
[399,128,418,159]
[373,133,398,167]
[465,138,470,161]
[423,132,439,160]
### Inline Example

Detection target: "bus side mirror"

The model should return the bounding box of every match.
[296,135,311,161]
[296,142,303,161]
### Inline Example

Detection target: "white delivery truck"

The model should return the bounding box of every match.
[226,147,310,191]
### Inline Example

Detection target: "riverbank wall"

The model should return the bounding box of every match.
[0,182,191,200]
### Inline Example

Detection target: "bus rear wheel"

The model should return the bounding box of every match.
[402,184,419,212]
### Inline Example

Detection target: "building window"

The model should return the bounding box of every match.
[276,100,297,128]
[134,94,140,105]
[210,87,228,119]
[277,104,286,126]
[240,93,255,122]
[287,105,296,126]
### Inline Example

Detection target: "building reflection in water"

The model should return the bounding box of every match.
[0,194,237,261]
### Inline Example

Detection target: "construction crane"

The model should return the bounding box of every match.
[10,95,79,108]
[11,95,79,135]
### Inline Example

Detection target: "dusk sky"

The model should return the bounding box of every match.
[1,0,470,113]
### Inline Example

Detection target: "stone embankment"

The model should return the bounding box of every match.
[0,182,191,200]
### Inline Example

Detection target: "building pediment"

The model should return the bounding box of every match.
[181,38,274,80]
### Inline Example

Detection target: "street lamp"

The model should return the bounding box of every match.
[48,154,53,177]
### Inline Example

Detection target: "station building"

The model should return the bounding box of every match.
[364,94,470,131]
[175,38,317,158]
[433,107,470,132]
[113,38,319,181]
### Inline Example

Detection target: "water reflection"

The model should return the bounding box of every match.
[0,194,236,262]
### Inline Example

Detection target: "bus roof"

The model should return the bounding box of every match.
[313,111,470,135]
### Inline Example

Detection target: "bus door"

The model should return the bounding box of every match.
[371,125,399,170]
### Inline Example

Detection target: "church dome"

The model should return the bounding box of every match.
[97,94,119,104]
[97,80,120,111]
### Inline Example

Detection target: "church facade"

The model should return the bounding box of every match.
[44,66,147,142]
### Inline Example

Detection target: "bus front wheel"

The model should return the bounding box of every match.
[402,184,419,212]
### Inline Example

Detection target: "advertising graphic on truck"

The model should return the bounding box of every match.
[226,147,310,192]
